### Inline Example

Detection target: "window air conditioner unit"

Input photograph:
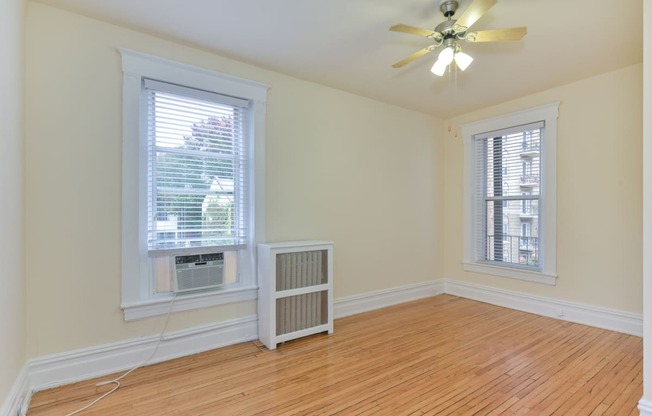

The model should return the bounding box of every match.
[172,252,224,293]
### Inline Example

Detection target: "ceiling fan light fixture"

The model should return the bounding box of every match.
[438,45,455,66]
[431,59,448,76]
[454,51,473,71]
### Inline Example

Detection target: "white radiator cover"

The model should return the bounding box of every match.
[258,241,334,350]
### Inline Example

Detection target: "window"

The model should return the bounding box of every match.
[145,80,248,253]
[462,103,558,285]
[120,49,268,320]
[521,192,532,215]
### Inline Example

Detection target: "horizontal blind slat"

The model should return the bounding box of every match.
[473,124,543,267]
[146,81,249,252]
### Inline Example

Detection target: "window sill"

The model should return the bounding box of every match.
[121,285,258,321]
[462,262,557,286]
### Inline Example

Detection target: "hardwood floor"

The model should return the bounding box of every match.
[28,295,642,415]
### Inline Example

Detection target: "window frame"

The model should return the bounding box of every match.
[462,103,559,285]
[120,49,269,320]
[144,79,249,253]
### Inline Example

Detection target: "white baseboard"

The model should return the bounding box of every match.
[639,399,652,415]
[0,364,30,416]
[22,281,445,397]
[334,280,445,319]
[333,279,642,336]
[444,280,643,336]
[28,315,258,392]
[10,278,643,409]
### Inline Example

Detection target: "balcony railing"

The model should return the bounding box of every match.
[520,175,539,186]
[521,204,538,217]
[486,234,539,266]
[520,144,540,158]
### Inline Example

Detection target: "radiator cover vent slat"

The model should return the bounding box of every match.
[275,250,327,335]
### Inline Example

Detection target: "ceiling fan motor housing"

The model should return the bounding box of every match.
[435,19,457,37]
[439,0,459,18]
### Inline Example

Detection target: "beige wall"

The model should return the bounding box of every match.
[24,2,444,357]
[445,64,643,314]
[265,81,444,297]
[0,0,26,404]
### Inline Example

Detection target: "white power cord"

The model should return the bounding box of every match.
[64,294,178,416]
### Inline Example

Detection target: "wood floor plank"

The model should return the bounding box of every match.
[27,295,642,415]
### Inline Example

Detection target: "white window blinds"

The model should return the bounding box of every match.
[145,79,249,252]
[472,121,544,269]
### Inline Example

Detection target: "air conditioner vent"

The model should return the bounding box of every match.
[172,252,224,293]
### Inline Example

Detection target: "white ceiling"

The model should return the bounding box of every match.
[34,0,643,118]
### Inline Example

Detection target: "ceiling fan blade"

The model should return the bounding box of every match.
[392,46,436,68]
[390,24,442,40]
[453,0,497,32]
[466,27,527,42]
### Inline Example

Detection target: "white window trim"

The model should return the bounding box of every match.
[462,102,559,285]
[120,48,269,320]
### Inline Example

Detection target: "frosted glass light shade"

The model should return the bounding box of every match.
[431,59,448,76]
[454,51,473,71]
[438,46,455,66]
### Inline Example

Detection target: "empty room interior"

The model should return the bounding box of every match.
[3,0,652,414]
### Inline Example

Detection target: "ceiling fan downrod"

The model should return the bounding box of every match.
[437,0,460,37]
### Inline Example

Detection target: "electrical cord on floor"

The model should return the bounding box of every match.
[63,293,178,416]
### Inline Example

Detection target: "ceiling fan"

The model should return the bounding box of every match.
[390,0,526,75]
